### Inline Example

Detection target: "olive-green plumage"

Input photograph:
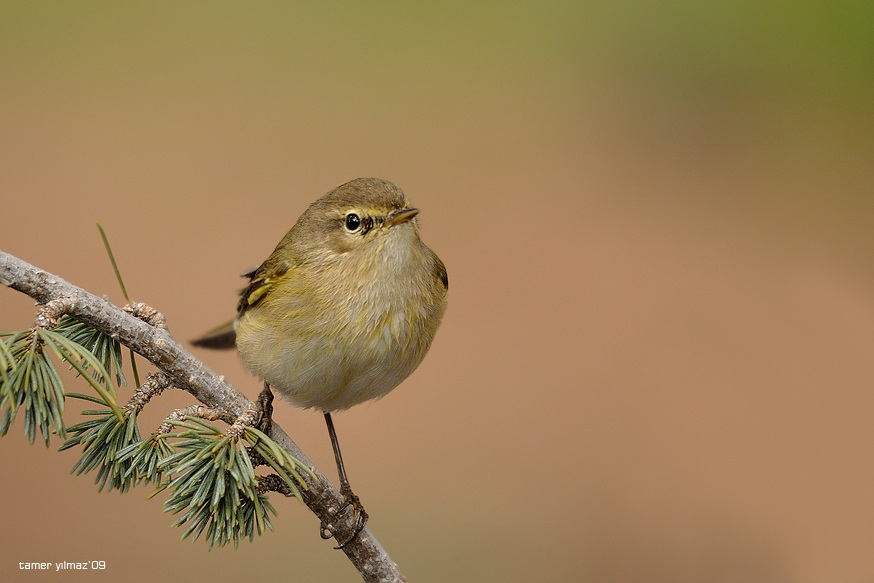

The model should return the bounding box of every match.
[193,178,446,545]
[195,177,447,413]
[191,178,445,545]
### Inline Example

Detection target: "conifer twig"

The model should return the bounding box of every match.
[0,249,405,583]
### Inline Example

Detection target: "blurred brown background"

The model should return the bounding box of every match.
[2,2,873,582]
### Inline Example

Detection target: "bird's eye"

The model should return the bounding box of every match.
[344,213,362,232]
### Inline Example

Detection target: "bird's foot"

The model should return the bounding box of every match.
[320,485,369,549]
[255,384,274,434]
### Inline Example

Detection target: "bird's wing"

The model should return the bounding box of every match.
[190,262,292,350]
[237,259,295,315]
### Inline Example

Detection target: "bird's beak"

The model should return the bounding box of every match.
[384,207,419,227]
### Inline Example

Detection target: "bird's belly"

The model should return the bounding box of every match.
[236,312,426,411]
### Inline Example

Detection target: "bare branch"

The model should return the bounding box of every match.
[257,473,296,496]
[0,249,406,583]
[124,372,174,414]
[122,302,168,329]
[156,404,230,435]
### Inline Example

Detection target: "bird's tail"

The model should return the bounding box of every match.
[190,320,237,350]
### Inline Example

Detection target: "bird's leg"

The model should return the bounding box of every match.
[255,383,274,434]
[319,411,368,549]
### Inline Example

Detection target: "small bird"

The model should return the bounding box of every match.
[192,177,447,547]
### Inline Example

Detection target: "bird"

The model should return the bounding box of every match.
[192,177,448,547]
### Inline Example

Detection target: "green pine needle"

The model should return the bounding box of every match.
[96,222,140,388]
[153,417,310,549]
[97,222,131,303]
[60,392,141,493]
[0,336,12,386]
[39,329,122,421]
[1,310,313,549]
[117,433,175,486]
[54,316,126,387]
[0,330,68,445]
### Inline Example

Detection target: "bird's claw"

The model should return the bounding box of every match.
[320,486,368,549]
[255,384,274,434]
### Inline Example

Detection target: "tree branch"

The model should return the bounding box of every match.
[0,249,406,583]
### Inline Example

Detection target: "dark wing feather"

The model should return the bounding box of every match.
[191,260,291,350]
[237,258,293,315]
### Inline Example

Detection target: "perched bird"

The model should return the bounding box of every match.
[192,177,447,547]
